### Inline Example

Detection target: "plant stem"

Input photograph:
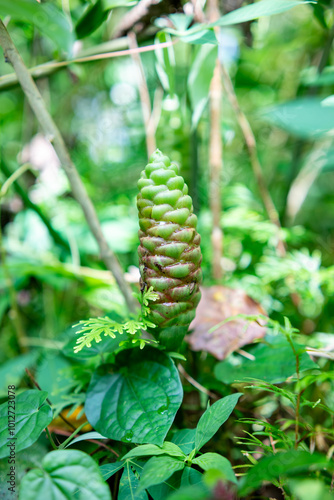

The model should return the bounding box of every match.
[0,19,137,313]
[0,37,175,91]
[0,162,31,197]
[58,421,89,449]
[45,427,58,450]
[220,63,286,257]
[285,335,301,449]
[178,364,218,400]
[128,32,156,157]
[208,0,224,280]
[25,368,77,432]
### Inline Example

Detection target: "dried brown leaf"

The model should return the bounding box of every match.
[186,286,267,360]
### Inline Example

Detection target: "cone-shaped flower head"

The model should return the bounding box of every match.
[137,149,202,329]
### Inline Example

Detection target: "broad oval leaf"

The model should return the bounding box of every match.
[214,337,318,385]
[138,456,185,492]
[0,0,73,53]
[147,467,183,499]
[180,467,203,486]
[172,429,196,454]
[19,449,111,500]
[85,347,183,446]
[0,390,52,459]
[195,393,241,451]
[261,97,334,139]
[192,453,236,484]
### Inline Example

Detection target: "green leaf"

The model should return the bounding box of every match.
[192,453,236,484]
[301,66,334,87]
[0,390,52,459]
[138,456,185,492]
[65,431,108,448]
[0,0,73,53]
[213,0,313,27]
[187,44,218,129]
[288,479,334,500]
[167,483,209,500]
[214,337,318,384]
[119,462,148,500]
[147,469,183,500]
[239,450,333,496]
[180,467,203,486]
[261,97,334,139]
[172,429,196,454]
[100,461,125,481]
[36,354,72,406]
[19,449,111,500]
[0,351,39,397]
[122,442,186,460]
[168,14,193,32]
[155,32,175,95]
[182,29,218,45]
[195,393,241,451]
[85,347,183,446]
[76,0,137,38]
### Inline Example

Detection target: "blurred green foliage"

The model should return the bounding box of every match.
[1,0,334,498]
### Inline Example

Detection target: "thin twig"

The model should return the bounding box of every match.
[208,0,224,280]
[0,163,32,197]
[0,20,137,313]
[47,426,119,457]
[220,63,286,257]
[128,32,156,157]
[1,159,71,252]
[0,38,175,91]
[178,364,219,400]
[112,0,159,39]
[90,442,120,458]
[25,368,77,432]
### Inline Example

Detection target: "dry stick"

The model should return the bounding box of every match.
[0,20,137,313]
[0,38,175,91]
[112,0,159,39]
[178,364,218,400]
[220,63,286,257]
[128,32,156,157]
[208,0,224,280]
[50,428,120,457]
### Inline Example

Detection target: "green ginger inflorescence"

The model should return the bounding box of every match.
[137,149,202,331]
